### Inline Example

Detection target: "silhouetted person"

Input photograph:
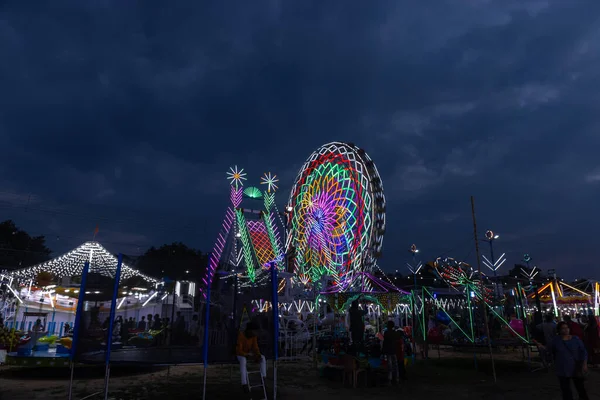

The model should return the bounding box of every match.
[174,312,185,344]
[564,315,584,340]
[349,300,366,348]
[383,321,399,384]
[147,314,153,330]
[584,314,599,367]
[152,314,161,330]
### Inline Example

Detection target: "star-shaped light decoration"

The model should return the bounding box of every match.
[227,166,247,187]
[260,172,279,193]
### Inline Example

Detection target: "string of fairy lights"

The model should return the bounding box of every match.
[5,241,158,284]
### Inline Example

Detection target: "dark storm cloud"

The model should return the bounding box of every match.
[1,0,599,278]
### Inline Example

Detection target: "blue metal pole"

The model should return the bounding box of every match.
[103,254,123,400]
[68,261,90,400]
[202,253,213,400]
[411,253,417,362]
[70,261,90,361]
[271,262,279,400]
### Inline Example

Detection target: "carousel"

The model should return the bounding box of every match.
[0,241,161,367]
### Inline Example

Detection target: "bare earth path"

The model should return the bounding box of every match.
[1,355,599,400]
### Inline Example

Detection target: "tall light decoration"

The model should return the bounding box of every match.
[407,244,422,358]
[522,253,542,312]
[285,142,386,291]
[261,172,285,271]
[406,244,422,277]
[482,230,504,298]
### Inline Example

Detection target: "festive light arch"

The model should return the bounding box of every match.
[286,142,386,289]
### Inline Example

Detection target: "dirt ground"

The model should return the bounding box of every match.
[0,350,599,400]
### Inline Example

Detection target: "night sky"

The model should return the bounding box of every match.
[1,1,599,279]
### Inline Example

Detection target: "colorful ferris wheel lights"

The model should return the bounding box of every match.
[286,142,386,289]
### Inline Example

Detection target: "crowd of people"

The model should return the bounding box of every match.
[531,312,600,368]
[98,311,201,346]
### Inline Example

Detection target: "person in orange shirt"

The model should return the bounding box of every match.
[236,322,266,391]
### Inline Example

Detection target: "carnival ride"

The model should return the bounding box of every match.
[201,167,286,299]
[2,242,159,327]
[196,167,290,370]
[0,242,165,367]
[419,256,531,345]
[285,142,386,293]
[529,277,596,317]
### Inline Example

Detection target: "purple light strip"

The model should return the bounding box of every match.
[231,186,242,208]
[201,207,236,299]
[366,273,409,294]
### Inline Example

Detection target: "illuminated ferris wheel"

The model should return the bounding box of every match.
[285,142,386,289]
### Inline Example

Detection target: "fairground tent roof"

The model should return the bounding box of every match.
[6,241,159,284]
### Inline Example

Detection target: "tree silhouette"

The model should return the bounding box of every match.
[135,242,208,282]
[0,220,52,270]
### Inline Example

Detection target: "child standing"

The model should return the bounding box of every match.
[382,321,399,385]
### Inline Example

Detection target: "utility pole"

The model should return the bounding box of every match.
[470,196,497,383]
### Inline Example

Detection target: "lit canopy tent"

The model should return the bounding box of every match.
[1,242,160,334]
[6,241,159,285]
[529,278,593,316]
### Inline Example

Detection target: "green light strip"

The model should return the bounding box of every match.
[264,191,275,211]
[423,287,474,343]
[263,211,283,270]
[517,283,531,342]
[420,287,427,341]
[236,210,256,282]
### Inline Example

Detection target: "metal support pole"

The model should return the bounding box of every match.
[103,255,123,400]
[68,261,90,400]
[202,253,214,400]
[271,263,279,400]
[411,251,418,361]
[470,196,497,383]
